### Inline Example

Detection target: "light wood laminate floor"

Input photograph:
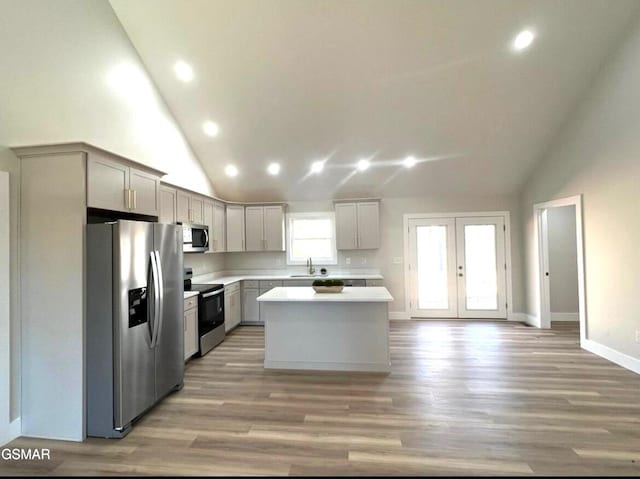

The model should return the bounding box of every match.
[2,321,640,476]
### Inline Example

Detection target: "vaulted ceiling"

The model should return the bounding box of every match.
[110,0,639,201]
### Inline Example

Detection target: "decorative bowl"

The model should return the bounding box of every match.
[312,278,345,293]
[312,285,344,294]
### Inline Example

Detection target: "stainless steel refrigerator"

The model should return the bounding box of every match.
[86,220,184,438]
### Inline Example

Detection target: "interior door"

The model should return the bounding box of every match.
[455,217,507,318]
[408,218,457,318]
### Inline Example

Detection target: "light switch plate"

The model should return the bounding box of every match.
[345,257,351,265]
[393,257,403,264]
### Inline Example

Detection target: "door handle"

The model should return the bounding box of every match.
[132,190,137,210]
[154,250,164,347]
[149,251,161,348]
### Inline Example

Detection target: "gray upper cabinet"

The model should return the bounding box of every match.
[159,186,177,224]
[87,155,161,216]
[128,168,160,216]
[87,155,129,212]
[356,202,380,249]
[245,206,265,251]
[264,205,285,251]
[191,196,204,224]
[245,205,285,252]
[203,200,214,252]
[212,202,226,252]
[176,190,190,223]
[335,203,358,250]
[335,201,380,250]
[176,190,204,224]
[226,205,245,252]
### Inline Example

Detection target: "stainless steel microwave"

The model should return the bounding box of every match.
[182,224,209,253]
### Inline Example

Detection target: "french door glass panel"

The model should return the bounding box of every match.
[456,217,507,318]
[416,226,449,309]
[463,225,498,310]
[409,218,457,318]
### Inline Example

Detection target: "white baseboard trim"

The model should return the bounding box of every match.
[582,339,640,375]
[389,311,410,320]
[508,312,526,322]
[551,312,579,321]
[1,418,21,446]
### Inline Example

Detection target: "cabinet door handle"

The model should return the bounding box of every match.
[132,190,137,210]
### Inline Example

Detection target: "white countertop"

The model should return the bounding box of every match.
[192,272,384,287]
[257,286,393,303]
[183,291,199,299]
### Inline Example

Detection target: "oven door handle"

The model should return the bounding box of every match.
[202,289,224,298]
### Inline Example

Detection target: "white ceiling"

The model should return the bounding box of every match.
[110,0,639,201]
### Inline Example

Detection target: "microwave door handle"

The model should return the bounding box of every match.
[154,250,164,347]
[204,228,209,248]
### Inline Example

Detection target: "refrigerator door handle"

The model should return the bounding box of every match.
[146,252,155,346]
[154,250,164,348]
[149,251,161,348]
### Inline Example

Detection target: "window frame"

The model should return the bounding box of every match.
[286,212,338,265]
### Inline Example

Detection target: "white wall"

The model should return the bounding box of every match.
[223,195,524,315]
[521,14,640,359]
[547,206,579,315]
[184,252,225,277]
[0,0,214,197]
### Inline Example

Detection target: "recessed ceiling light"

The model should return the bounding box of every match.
[357,159,370,171]
[310,161,324,174]
[403,155,417,168]
[174,60,194,82]
[203,121,220,137]
[513,30,535,51]
[267,162,281,175]
[225,164,238,177]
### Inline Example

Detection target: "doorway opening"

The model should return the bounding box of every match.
[404,212,512,319]
[533,195,586,341]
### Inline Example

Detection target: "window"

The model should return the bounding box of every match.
[286,212,337,265]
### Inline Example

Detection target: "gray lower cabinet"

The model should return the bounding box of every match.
[242,286,260,324]
[225,282,241,331]
[365,279,384,287]
[184,297,198,361]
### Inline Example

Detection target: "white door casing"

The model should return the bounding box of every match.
[405,212,512,320]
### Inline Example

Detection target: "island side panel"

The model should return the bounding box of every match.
[263,302,390,372]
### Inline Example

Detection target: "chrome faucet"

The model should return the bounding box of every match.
[307,257,315,275]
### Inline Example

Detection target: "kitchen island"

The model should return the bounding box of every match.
[257,286,393,372]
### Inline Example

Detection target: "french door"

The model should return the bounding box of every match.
[408,216,507,319]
